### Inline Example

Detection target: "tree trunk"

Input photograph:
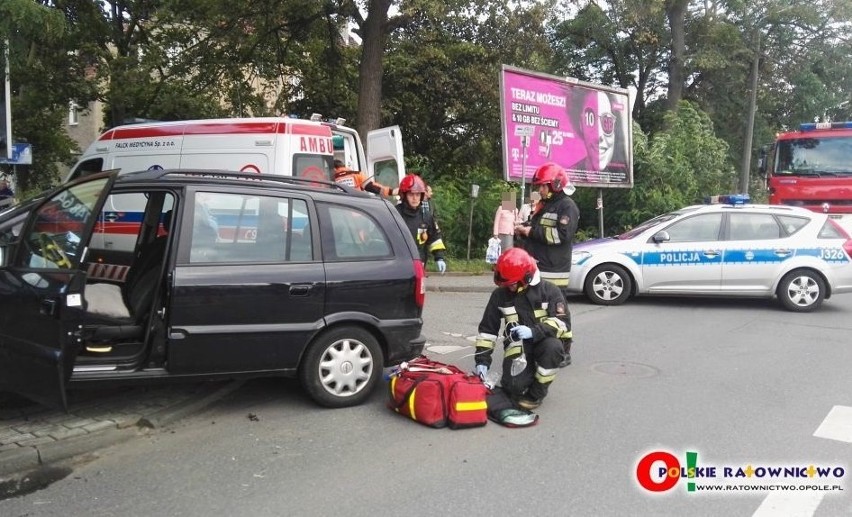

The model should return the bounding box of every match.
[356,0,391,144]
[666,0,688,112]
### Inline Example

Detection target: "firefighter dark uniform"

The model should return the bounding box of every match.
[474,248,568,410]
[518,162,579,367]
[396,174,447,267]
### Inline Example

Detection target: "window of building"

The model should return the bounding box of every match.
[68,102,79,126]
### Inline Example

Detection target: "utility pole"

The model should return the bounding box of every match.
[739,29,761,195]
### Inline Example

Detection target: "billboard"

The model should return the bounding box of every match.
[500,65,633,189]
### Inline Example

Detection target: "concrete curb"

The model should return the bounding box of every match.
[427,285,493,293]
[0,380,245,480]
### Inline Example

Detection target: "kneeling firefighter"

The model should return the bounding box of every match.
[474,248,569,410]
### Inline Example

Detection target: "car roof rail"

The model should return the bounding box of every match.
[148,169,355,194]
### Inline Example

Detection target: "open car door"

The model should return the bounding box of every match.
[0,172,118,409]
[366,125,405,190]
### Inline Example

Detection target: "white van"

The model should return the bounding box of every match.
[67,116,404,186]
[66,117,405,256]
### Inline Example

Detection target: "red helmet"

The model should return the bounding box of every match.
[531,162,575,195]
[493,248,537,288]
[399,174,427,195]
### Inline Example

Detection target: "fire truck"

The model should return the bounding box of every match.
[760,121,852,232]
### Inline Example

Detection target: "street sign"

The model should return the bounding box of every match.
[0,143,32,165]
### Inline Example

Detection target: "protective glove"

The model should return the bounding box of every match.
[510,325,533,341]
[436,259,447,275]
[475,364,489,380]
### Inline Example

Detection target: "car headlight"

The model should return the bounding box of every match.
[571,250,591,265]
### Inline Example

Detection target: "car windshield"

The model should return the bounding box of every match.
[775,137,852,176]
[615,207,701,240]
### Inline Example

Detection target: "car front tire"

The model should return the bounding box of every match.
[777,269,826,312]
[299,326,383,408]
[584,263,632,306]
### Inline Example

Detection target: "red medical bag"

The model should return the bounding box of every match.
[388,356,488,429]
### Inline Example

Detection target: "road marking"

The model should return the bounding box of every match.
[426,345,467,354]
[813,405,852,443]
[753,492,825,517]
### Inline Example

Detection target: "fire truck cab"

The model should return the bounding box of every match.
[760,121,852,234]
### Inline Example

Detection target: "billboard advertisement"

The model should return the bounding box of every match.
[500,65,633,189]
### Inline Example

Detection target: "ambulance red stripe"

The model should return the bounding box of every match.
[98,120,330,141]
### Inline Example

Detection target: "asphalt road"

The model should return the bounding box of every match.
[1,291,850,516]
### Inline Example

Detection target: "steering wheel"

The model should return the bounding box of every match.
[39,233,72,269]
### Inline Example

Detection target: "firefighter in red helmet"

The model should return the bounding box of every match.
[396,174,447,273]
[474,248,568,410]
[514,162,579,368]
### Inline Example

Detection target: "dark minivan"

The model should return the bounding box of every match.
[0,170,426,409]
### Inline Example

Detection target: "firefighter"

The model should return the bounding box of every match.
[396,174,447,274]
[474,248,567,410]
[333,160,398,197]
[514,162,579,368]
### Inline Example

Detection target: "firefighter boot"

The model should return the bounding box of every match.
[558,338,572,368]
[517,381,549,411]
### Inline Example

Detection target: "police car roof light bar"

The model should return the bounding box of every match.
[703,193,750,206]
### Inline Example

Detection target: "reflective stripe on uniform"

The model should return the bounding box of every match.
[475,333,497,350]
[539,213,560,244]
[505,344,524,358]
[540,272,570,287]
[535,365,558,384]
[428,238,446,252]
[542,317,570,339]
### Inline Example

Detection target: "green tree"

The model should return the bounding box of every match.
[617,101,735,228]
[0,0,89,192]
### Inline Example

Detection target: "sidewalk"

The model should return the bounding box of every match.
[0,275,489,479]
[0,380,243,478]
[425,272,493,293]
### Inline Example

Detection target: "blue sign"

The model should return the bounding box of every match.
[0,143,33,165]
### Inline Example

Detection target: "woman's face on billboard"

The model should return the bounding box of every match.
[581,91,616,170]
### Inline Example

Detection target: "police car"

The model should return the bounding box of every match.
[568,195,852,312]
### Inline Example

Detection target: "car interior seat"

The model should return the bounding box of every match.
[84,210,172,343]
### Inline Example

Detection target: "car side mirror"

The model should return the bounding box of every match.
[652,231,670,243]
[757,146,768,177]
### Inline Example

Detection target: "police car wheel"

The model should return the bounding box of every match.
[299,326,383,408]
[777,269,826,312]
[584,263,632,306]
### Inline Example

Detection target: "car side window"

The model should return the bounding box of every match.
[778,215,809,236]
[20,177,111,269]
[818,220,845,239]
[728,213,781,240]
[662,213,722,243]
[317,203,391,260]
[188,191,310,264]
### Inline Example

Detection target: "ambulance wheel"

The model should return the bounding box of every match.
[584,263,632,306]
[300,326,383,408]
[777,269,825,312]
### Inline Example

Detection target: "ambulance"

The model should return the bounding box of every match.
[66,116,404,186]
[64,116,405,254]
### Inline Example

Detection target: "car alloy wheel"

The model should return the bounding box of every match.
[778,269,826,312]
[585,263,632,305]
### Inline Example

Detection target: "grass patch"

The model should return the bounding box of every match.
[426,258,494,275]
